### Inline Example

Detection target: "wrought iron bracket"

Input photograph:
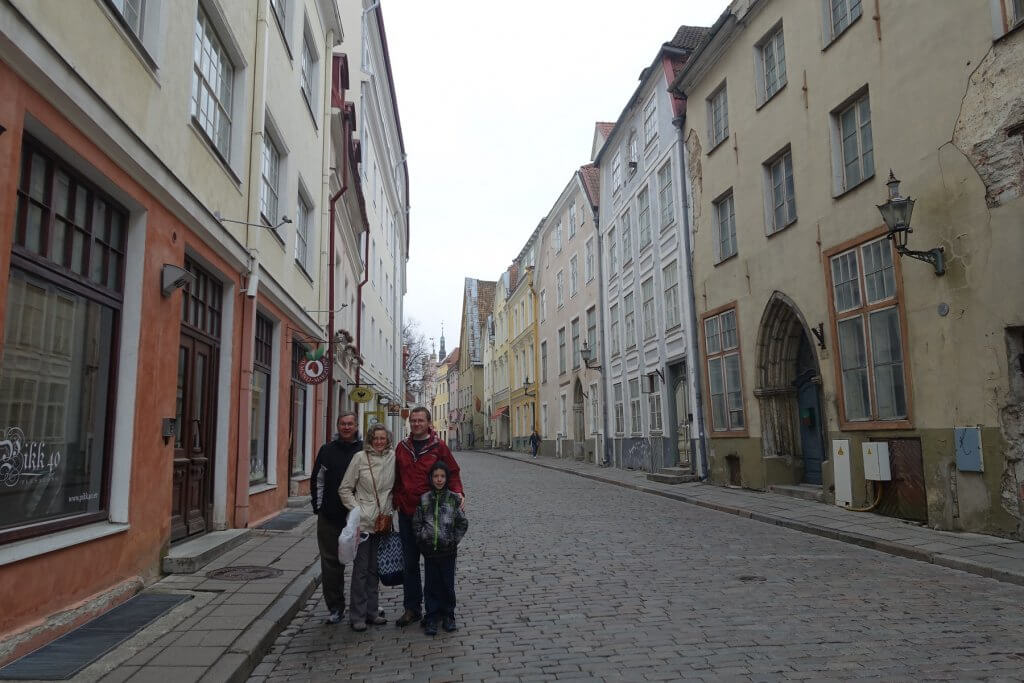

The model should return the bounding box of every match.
[896,245,945,276]
[810,322,826,350]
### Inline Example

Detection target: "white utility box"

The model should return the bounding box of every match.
[832,439,853,507]
[862,442,892,481]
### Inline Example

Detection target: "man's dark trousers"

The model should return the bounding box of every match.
[423,553,457,621]
[398,512,422,612]
[316,515,345,614]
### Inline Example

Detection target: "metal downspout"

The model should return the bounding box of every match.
[591,206,612,467]
[673,115,709,479]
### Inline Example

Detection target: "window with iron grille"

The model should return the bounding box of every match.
[191,8,235,160]
[251,314,274,484]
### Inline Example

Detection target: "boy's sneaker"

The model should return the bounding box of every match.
[396,609,421,627]
[325,610,343,625]
[350,620,367,632]
[423,619,438,636]
[442,615,458,632]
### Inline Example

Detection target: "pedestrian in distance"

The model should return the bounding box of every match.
[338,423,395,631]
[529,429,541,458]
[412,460,468,635]
[393,407,465,628]
[310,412,362,625]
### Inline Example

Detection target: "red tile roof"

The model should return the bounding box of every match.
[667,25,709,51]
[596,122,615,138]
[579,164,600,208]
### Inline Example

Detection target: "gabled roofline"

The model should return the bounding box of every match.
[669,8,739,97]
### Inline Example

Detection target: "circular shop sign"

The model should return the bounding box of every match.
[297,357,328,384]
[350,386,375,403]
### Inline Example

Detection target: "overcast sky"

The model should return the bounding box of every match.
[385,0,727,357]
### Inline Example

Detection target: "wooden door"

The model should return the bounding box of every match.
[171,334,217,541]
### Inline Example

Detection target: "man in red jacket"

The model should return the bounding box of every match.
[393,406,465,627]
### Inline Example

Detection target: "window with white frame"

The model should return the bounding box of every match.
[623,291,636,348]
[637,186,651,247]
[643,96,657,145]
[704,308,745,432]
[300,30,319,113]
[109,0,145,38]
[260,131,281,226]
[590,382,599,434]
[714,191,737,261]
[607,226,618,273]
[584,237,594,282]
[586,307,597,355]
[571,318,580,369]
[558,327,566,374]
[757,24,787,105]
[620,208,633,263]
[541,340,548,383]
[609,303,621,356]
[540,289,547,321]
[541,403,548,435]
[556,270,564,308]
[658,163,674,228]
[628,378,642,433]
[192,7,235,159]
[569,255,579,296]
[664,261,681,329]
[823,0,862,44]
[295,193,311,272]
[765,148,797,232]
[832,92,874,194]
[708,83,729,148]
[612,151,622,191]
[828,236,907,422]
[568,204,577,239]
[649,391,663,433]
[641,277,655,339]
[613,383,624,434]
[554,221,563,253]
[269,0,286,31]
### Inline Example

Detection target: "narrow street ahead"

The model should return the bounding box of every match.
[250,451,1024,682]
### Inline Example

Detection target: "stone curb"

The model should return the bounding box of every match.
[479,449,1024,589]
[201,558,322,683]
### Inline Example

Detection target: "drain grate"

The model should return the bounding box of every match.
[257,509,311,531]
[0,593,191,680]
[737,575,767,582]
[206,565,283,581]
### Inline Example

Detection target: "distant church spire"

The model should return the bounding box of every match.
[437,323,446,362]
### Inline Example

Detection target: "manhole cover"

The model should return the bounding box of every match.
[737,575,766,582]
[206,565,283,581]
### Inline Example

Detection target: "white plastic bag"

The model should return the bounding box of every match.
[338,506,361,564]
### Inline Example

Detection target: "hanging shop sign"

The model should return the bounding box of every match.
[387,403,401,416]
[350,386,375,403]
[297,347,329,384]
[363,410,386,435]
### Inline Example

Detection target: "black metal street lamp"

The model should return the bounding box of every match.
[876,170,945,276]
[579,341,602,371]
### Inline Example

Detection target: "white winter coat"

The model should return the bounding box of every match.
[338,447,395,523]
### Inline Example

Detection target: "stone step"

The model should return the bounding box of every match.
[769,483,825,502]
[287,496,308,509]
[162,529,251,574]
[647,469,698,485]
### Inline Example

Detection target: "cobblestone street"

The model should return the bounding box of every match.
[249,451,1024,682]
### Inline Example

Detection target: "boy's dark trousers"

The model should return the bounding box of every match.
[423,553,457,621]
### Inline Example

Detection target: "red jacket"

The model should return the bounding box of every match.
[393,430,463,517]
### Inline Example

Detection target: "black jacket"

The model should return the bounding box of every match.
[310,436,363,526]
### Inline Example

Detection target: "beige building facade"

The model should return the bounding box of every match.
[673,0,1024,537]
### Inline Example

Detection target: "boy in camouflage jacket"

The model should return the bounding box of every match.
[412,461,468,635]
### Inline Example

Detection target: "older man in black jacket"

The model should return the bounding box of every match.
[310,411,362,624]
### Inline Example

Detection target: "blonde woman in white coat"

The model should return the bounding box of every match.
[339,423,396,631]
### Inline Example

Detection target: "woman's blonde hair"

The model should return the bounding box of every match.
[367,423,393,450]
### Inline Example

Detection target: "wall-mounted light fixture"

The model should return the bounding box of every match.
[876,170,945,276]
[579,341,601,371]
[214,211,293,231]
[522,378,536,398]
[161,264,196,297]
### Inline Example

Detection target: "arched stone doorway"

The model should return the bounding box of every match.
[754,293,826,485]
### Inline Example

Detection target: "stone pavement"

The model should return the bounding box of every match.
[484,448,1024,588]
[45,513,322,683]
[250,450,1024,682]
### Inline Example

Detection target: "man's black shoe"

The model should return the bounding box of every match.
[442,615,458,632]
[396,609,421,627]
[423,619,438,636]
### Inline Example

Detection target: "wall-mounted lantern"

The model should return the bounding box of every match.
[522,378,536,398]
[579,341,601,371]
[876,170,945,276]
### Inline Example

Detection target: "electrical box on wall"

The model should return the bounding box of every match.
[954,427,984,472]
[832,440,853,508]
[862,442,892,481]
